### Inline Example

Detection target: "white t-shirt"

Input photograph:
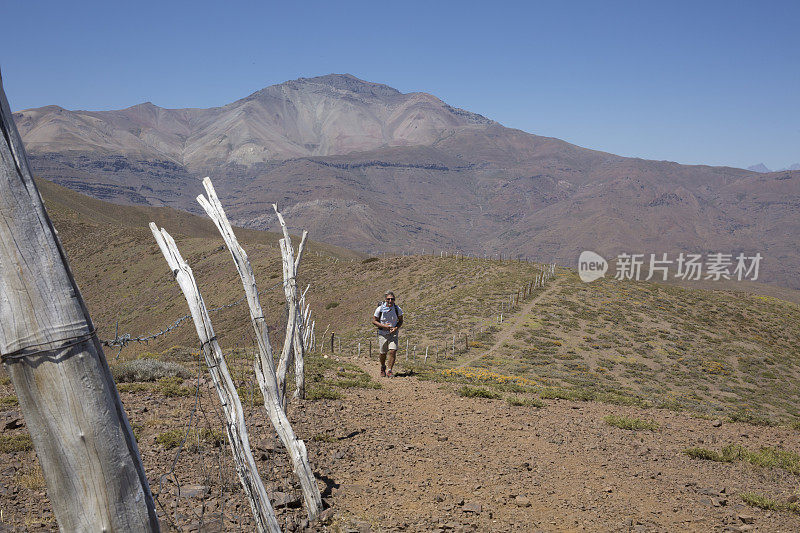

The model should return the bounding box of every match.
[374,303,403,334]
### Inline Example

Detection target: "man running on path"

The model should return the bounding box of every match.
[372,291,403,377]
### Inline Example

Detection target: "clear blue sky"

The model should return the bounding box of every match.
[1,0,797,170]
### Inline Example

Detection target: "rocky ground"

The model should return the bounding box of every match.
[1,354,799,532]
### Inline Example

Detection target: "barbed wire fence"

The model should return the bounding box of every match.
[100,279,284,357]
[99,251,555,358]
[91,250,554,529]
[328,261,558,366]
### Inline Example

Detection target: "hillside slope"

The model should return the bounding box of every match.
[37,181,800,424]
[14,74,799,288]
[1,185,799,531]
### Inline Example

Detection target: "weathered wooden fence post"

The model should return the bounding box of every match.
[0,73,159,531]
[273,205,309,402]
[196,179,323,519]
[150,224,280,533]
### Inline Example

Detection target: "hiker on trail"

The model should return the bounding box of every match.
[372,291,403,378]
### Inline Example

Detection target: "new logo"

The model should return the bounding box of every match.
[578,251,608,282]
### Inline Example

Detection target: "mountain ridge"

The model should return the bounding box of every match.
[12,74,800,289]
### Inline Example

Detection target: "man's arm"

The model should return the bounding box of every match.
[372,310,390,329]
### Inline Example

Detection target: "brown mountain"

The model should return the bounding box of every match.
[12,74,800,288]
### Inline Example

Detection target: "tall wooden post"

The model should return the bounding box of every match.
[0,73,159,530]
[150,225,280,532]
[196,179,322,519]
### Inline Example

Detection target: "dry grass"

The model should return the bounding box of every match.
[457,386,501,399]
[15,463,46,491]
[684,444,800,475]
[740,492,800,515]
[0,434,33,453]
[604,414,659,431]
[110,359,192,383]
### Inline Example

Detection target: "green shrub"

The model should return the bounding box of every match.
[117,383,150,394]
[684,447,727,462]
[325,302,339,310]
[595,392,652,408]
[740,492,800,514]
[156,427,225,450]
[111,359,192,383]
[237,385,264,407]
[0,395,19,409]
[604,415,659,431]
[156,429,186,450]
[728,410,776,427]
[199,428,225,447]
[157,377,192,397]
[684,444,800,475]
[507,396,545,407]
[458,386,501,399]
[725,445,800,475]
[540,387,595,401]
[307,386,342,401]
[0,434,33,453]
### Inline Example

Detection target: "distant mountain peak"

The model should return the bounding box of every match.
[747,163,771,173]
[250,73,404,101]
[747,163,800,173]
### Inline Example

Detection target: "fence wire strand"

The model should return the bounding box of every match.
[102,280,283,356]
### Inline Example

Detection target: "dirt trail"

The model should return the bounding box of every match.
[298,357,800,532]
[3,357,799,532]
[457,278,563,369]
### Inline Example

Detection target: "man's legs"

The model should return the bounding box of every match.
[378,334,387,376]
[386,334,398,377]
[386,349,397,376]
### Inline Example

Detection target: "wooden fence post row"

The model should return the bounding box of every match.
[0,72,159,531]
[150,224,280,533]
[196,178,322,519]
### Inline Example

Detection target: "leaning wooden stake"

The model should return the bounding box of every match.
[0,72,159,532]
[150,224,280,533]
[273,204,309,402]
[196,178,323,519]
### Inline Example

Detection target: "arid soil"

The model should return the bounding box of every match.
[2,354,799,532]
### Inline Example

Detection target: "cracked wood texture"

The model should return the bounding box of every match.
[0,73,159,531]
